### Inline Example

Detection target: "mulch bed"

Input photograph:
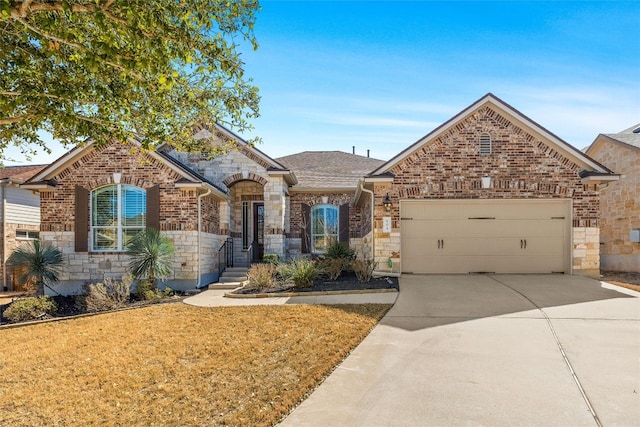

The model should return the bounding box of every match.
[600,271,640,292]
[0,294,186,325]
[233,272,399,295]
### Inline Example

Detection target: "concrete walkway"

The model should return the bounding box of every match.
[183,288,398,307]
[279,275,640,427]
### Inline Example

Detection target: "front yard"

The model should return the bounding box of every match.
[0,303,391,426]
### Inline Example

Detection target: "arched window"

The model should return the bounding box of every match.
[311,204,338,253]
[91,184,146,251]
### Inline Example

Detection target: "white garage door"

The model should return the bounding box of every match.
[400,199,571,274]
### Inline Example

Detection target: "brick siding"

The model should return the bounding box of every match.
[381,106,599,225]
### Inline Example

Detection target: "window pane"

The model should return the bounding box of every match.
[312,206,325,234]
[310,204,339,253]
[326,207,338,235]
[122,186,146,227]
[93,228,117,250]
[92,186,117,226]
[123,228,144,248]
[313,235,325,252]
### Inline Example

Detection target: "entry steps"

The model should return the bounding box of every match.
[208,267,249,290]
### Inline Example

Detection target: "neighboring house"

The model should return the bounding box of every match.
[23,93,617,294]
[0,165,47,291]
[586,125,640,273]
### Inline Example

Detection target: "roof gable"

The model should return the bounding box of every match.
[22,139,228,197]
[182,123,290,171]
[598,123,640,150]
[369,93,613,176]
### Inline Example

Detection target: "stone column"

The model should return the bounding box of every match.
[263,175,286,258]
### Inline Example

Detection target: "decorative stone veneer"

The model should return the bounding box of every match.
[40,230,223,294]
[572,227,600,278]
[587,141,640,272]
[171,147,294,261]
[371,105,601,277]
[263,175,287,256]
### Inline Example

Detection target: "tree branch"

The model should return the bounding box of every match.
[13,16,147,81]
[0,114,33,125]
[10,1,174,41]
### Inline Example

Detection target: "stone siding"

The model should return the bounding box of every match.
[372,105,601,276]
[588,141,640,272]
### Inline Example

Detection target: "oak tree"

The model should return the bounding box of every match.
[0,0,261,160]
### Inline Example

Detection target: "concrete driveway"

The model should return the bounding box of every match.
[279,275,640,427]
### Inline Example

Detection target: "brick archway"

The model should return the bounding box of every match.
[223,172,268,188]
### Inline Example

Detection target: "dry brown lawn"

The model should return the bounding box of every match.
[0,303,391,426]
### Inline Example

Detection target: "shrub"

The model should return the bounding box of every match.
[133,280,173,301]
[325,242,356,260]
[262,254,279,265]
[4,296,57,322]
[352,259,377,282]
[280,258,321,288]
[84,275,132,312]
[319,258,349,281]
[247,263,278,290]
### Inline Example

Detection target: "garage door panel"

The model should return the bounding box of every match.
[400,199,570,274]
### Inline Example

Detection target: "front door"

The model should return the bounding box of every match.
[253,203,264,261]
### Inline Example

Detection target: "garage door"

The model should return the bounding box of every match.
[400,199,571,274]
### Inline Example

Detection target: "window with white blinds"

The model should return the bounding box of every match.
[91,184,146,251]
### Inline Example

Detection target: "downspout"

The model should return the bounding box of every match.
[196,187,212,288]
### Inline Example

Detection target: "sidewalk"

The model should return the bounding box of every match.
[183,288,398,307]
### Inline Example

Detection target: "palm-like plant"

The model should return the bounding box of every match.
[8,240,64,296]
[126,228,175,288]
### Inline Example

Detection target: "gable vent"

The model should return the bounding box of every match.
[479,133,492,155]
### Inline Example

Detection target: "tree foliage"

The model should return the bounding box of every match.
[0,0,261,161]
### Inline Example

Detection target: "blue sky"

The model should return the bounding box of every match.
[4,0,640,164]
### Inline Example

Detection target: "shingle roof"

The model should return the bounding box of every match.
[276,151,385,189]
[0,165,48,182]
[604,124,640,148]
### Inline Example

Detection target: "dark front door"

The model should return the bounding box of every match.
[253,203,264,261]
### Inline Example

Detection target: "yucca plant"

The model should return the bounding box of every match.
[126,228,175,289]
[7,240,64,296]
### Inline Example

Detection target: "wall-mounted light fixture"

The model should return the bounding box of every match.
[383,193,392,212]
[481,176,491,189]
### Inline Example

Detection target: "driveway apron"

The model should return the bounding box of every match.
[279,275,640,427]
